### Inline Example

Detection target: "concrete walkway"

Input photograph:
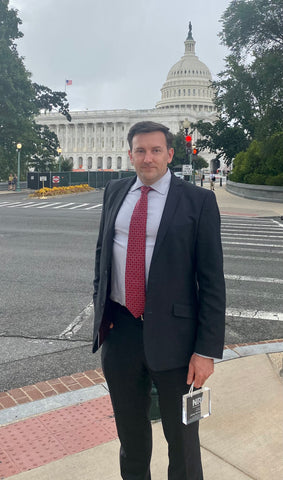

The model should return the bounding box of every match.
[3,353,283,480]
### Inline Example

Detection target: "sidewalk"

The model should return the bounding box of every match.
[1,185,283,480]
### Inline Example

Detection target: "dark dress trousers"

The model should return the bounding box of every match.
[92,173,226,480]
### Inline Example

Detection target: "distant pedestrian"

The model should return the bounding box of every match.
[210,173,215,191]
[12,175,17,191]
[8,173,13,191]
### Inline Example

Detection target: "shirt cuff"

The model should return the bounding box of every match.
[194,352,216,360]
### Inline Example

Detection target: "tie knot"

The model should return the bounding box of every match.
[141,186,152,195]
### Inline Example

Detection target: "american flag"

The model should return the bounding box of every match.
[66,79,72,86]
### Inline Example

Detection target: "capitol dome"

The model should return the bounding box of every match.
[156,23,216,115]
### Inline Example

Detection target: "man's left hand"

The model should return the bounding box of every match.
[187,353,214,388]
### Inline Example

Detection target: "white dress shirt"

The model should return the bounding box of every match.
[110,168,171,305]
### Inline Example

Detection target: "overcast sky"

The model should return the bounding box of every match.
[9,0,231,112]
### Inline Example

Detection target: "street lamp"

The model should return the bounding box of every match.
[57,147,62,172]
[16,143,22,192]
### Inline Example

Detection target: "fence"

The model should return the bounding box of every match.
[27,171,136,190]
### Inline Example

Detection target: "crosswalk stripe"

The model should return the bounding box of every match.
[225,274,283,284]
[222,233,283,239]
[36,202,61,208]
[222,241,283,248]
[223,246,283,254]
[84,204,103,210]
[224,254,283,262]
[222,226,281,231]
[0,200,102,211]
[226,307,283,322]
[5,202,24,207]
[21,202,40,208]
[69,203,89,209]
[53,203,75,209]
[222,222,273,227]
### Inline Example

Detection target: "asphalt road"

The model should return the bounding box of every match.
[0,191,103,390]
[0,190,283,391]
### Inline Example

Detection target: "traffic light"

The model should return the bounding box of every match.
[192,147,199,155]
[185,135,192,154]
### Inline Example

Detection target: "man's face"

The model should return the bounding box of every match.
[128,131,174,185]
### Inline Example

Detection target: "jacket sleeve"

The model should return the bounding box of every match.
[194,191,226,358]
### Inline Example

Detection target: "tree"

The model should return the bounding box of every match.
[191,119,250,166]
[219,0,283,58]
[191,0,283,169]
[171,128,187,168]
[192,155,208,171]
[0,0,71,180]
[60,157,74,172]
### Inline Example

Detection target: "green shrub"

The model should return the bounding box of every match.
[229,133,283,185]
[265,173,283,186]
[243,173,267,185]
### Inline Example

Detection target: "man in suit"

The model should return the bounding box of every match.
[93,121,225,480]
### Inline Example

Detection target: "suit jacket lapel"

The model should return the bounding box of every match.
[107,176,136,226]
[150,175,182,267]
[104,177,136,260]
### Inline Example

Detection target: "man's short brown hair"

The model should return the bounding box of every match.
[127,121,174,151]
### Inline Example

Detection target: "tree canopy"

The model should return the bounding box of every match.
[0,0,71,180]
[192,0,283,172]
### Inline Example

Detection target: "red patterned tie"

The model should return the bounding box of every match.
[125,186,151,318]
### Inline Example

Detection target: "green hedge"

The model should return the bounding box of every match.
[229,132,283,186]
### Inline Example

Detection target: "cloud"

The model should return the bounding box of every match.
[9,0,231,110]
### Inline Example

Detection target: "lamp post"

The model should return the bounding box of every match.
[183,119,192,183]
[16,143,22,192]
[57,147,62,172]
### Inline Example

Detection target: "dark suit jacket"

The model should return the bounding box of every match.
[93,172,225,371]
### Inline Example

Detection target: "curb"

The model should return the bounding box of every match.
[1,341,282,427]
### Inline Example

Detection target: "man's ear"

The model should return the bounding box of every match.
[128,150,134,165]
[167,148,174,164]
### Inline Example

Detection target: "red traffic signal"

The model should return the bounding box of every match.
[192,147,198,155]
[185,135,192,154]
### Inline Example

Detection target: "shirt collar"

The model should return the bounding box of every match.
[131,168,171,195]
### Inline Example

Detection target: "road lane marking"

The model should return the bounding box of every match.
[84,204,103,210]
[222,241,283,248]
[59,302,94,339]
[224,254,282,262]
[222,222,273,227]
[226,308,283,322]
[6,202,25,207]
[222,226,281,231]
[223,246,283,254]
[225,274,283,284]
[21,202,40,208]
[36,202,61,208]
[222,233,283,238]
[69,203,89,209]
[53,203,75,209]
[272,219,283,228]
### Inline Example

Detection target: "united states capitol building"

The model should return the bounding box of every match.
[38,24,219,172]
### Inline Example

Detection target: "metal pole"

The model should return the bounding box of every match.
[16,149,21,192]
